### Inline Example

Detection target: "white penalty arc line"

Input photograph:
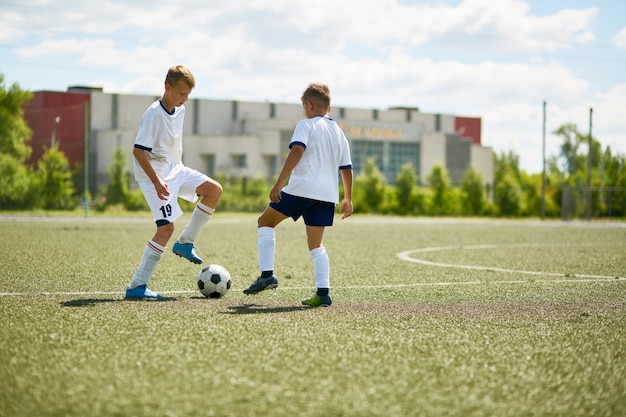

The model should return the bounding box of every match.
[1,243,623,297]
[397,243,625,280]
[1,278,625,297]
[0,284,485,297]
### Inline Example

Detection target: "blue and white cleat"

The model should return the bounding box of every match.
[125,285,163,300]
[172,241,203,264]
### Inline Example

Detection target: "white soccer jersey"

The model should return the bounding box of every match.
[282,116,352,204]
[133,100,186,183]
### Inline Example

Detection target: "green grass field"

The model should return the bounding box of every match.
[1,213,625,417]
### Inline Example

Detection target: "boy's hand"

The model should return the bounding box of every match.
[153,178,170,200]
[269,184,282,203]
[339,199,353,219]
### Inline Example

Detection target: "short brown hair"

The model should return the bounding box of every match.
[165,65,195,89]
[301,83,331,109]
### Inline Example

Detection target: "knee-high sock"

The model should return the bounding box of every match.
[129,240,165,288]
[257,226,275,273]
[311,246,330,289]
[177,202,214,244]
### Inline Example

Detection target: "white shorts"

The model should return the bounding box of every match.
[138,166,210,225]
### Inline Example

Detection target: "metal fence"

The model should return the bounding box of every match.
[561,186,625,220]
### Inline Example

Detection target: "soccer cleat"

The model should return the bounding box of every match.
[125,284,163,300]
[301,294,332,307]
[243,275,279,295]
[172,241,203,264]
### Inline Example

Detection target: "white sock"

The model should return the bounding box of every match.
[129,240,165,288]
[311,246,330,289]
[178,202,214,244]
[257,226,275,272]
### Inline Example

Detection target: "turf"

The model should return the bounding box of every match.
[0,214,624,417]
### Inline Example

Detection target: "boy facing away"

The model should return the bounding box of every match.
[243,83,353,307]
[125,65,223,300]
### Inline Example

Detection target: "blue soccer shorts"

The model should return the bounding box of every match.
[270,192,335,226]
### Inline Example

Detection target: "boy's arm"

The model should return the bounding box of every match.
[269,144,304,203]
[132,147,170,200]
[339,168,353,219]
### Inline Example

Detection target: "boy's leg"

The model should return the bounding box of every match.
[174,179,222,264]
[310,245,330,289]
[127,240,163,284]
[127,185,178,300]
[257,226,276,277]
[243,206,287,295]
[302,226,332,307]
[126,225,172,300]
[173,201,213,264]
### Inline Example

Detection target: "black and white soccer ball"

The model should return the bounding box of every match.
[197,264,232,298]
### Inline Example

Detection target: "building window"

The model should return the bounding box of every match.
[350,140,419,184]
[231,101,238,121]
[387,142,420,183]
[267,155,277,179]
[351,140,384,176]
[232,154,247,169]
[202,154,216,177]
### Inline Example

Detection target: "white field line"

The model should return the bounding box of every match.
[1,279,624,298]
[397,243,625,280]
[1,243,623,297]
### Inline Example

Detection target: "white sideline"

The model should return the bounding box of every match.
[0,277,624,297]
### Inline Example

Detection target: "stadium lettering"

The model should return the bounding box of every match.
[341,125,404,140]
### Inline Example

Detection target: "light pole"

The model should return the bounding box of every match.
[51,116,60,147]
[541,101,546,221]
[586,107,593,220]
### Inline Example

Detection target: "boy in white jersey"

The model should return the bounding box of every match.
[125,65,223,300]
[243,83,353,307]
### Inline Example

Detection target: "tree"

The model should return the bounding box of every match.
[95,147,148,212]
[552,123,624,218]
[354,158,388,213]
[0,153,38,209]
[35,145,78,210]
[0,74,38,209]
[104,147,131,206]
[494,172,522,216]
[493,151,523,216]
[427,164,458,215]
[554,124,585,176]
[603,150,626,217]
[0,74,33,162]
[460,165,486,215]
[394,163,419,215]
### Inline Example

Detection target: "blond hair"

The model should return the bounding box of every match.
[165,65,195,89]
[301,83,331,109]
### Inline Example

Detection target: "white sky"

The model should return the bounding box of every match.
[1,0,625,173]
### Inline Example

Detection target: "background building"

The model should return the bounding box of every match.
[24,89,493,197]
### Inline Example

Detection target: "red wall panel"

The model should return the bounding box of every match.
[455,116,482,145]
[24,91,90,168]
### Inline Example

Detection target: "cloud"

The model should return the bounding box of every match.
[2,0,622,173]
[0,11,26,42]
[16,38,117,58]
[3,0,597,52]
[418,0,596,52]
[611,27,626,49]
